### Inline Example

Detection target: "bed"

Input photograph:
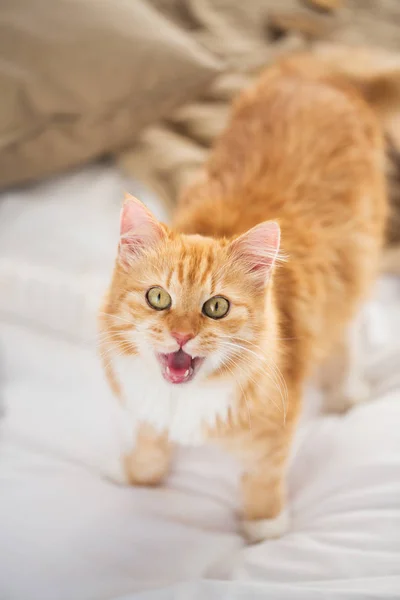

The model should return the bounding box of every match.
[0,164,399,599]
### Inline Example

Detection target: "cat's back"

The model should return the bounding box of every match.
[219,58,385,220]
[176,56,386,240]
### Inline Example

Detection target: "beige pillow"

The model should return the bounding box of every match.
[0,0,220,187]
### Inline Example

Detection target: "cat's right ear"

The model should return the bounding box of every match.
[118,194,165,269]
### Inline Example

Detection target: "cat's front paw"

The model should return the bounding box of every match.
[241,508,290,543]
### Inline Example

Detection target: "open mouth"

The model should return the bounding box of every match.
[157,349,204,384]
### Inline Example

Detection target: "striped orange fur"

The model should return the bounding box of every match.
[100,54,388,541]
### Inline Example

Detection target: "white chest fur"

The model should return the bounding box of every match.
[112,354,236,445]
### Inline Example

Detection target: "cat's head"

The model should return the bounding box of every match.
[100,195,280,387]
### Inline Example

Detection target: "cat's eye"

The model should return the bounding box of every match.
[146,286,172,311]
[202,296,230,320]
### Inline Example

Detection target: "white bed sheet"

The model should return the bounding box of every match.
[0,165,399,600]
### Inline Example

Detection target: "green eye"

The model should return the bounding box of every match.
[146,286,171,311]
[202,296,230,320]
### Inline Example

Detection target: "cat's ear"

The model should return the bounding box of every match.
[119,193,165,268]
[229,221,281,286]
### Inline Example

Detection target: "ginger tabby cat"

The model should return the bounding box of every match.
[100,55,388,542]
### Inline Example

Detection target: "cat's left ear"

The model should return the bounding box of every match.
[119,193,166,268]
[229,221,281,286]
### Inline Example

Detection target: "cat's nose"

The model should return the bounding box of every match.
[171,332,194,347]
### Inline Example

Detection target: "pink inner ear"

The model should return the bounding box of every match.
[230,221,280,283]
[119,194,165,265]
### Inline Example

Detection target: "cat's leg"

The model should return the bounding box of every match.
[226,400,298,543]
[124,424,172,486]
[321,310,370,414]
[240,429,292,543]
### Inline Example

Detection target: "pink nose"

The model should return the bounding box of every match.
[171,332,194,347]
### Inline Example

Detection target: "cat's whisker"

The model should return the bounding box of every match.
[219,337,289,421]
[100,341,134,371]
[98,344,125,361]
[98,342,128,362]
[265,355,288,417]
[97,336,133,351]
[223,360,253,430]
[97,330,133,343]
[96,332,134,349]
[97,325,136,339]
[218,332,298,345]
[98,311,135,326]
[72,329,127,346]
[220,345,274,400]
[222,353,283,420]
[220,339,265,362]
[97,334,135,355]
[219,341,286,421]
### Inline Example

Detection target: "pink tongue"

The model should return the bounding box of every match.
[167,349,192,373]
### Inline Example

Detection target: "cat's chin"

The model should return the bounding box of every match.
[156,349,204,385]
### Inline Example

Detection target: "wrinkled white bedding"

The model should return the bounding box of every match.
[0,165,399,600]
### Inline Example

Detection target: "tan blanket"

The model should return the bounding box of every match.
[0,0,221,188]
